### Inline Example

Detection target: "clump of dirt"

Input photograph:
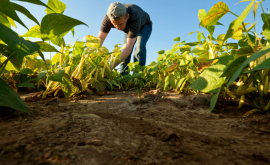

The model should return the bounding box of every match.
[1,90,270,164]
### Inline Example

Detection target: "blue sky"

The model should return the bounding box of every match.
[12,0,270,66]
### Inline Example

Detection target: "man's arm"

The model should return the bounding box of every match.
[111,37,136,69]
[97,31,108,47]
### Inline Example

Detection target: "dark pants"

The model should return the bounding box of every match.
[120,24,152,75]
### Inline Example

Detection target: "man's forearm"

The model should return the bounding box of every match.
[110,47,132,69]
[97,31,108,47]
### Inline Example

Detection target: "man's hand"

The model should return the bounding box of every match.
[110,37,136,69]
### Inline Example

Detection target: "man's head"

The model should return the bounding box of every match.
[107,2,129,30]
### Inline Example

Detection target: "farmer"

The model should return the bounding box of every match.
[97,2,152,75]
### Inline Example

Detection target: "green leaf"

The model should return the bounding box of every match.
[35,41,59,52]
[223,20,236,44]
[40,13,88,40]
[51,53,60,65]
[263,26,270,41]
[226,44,270,89]
[74,41,85,55]
[0,78,28,112]
[0,44,21,69]
[244,57,270,73]
[198,9,207,22]
[200,2,229,26]
[17,81,35,88]
[61,73,76,98]
[164,75,170,91]
[190,64,227,93]
[92,82,106,93]
[210,87,222,111]
[45,0,66,14]
[157,50,165,54]
[176,77,185,90]
[174,37,180,41]
[261,13,270,24]
[51,37,65,47]
[0,12,11,28]
[217,34,226,45]
[216,55,234,65]
[0,0,28,29]
[11,2,39,25]
[237,46,253,56]
[220,56,247,77]
[171,42,179,54]
[71,27,75,37]
[180,45,191,52]
[20,68,33,74]
[22,25,41,38]
[191,46,206,54]
[48,69,65,82]
[15,0,52,9]
[38,71,47,80]
[231,0,255,31]
[185,42,200,46]
[0,24,40,64]
[198,9,215,36]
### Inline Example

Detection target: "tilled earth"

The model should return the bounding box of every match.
[1,90,270,165]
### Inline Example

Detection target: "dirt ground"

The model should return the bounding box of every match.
[1,89,270,165]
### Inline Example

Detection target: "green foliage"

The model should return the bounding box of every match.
[0,78,28,112]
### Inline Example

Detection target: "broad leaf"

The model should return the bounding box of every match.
[20,68,33,74]
[190,64,227,93]
[261,13,270,24]
[35,41,59,52]
[40,13,88,40]
[0,12,11,28]
[0,56,17,71]
[17,81,35,88]
[61,73,76,98]
[45,0,66,14]
[0,78,28,112]
[11,2,39,25]
[200,2,229,26]
[48,69,65,82]
[22,25,41,38]
[174,37,180,41]
[0,0,27,29]
[15,0,54,11]
[223,20,236,44]
[157,50,165,54]
[226,44,270,89]
[51,37,65,47]
[86,35,100,48]
[0,44,21,69]
[51,53,60,65]
[0,24,40,64]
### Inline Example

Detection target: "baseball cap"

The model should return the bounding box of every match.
[107,2,126,20]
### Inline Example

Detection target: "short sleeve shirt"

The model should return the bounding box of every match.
[100,4,152,38]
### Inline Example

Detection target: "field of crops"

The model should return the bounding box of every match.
[1,0,270,164]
